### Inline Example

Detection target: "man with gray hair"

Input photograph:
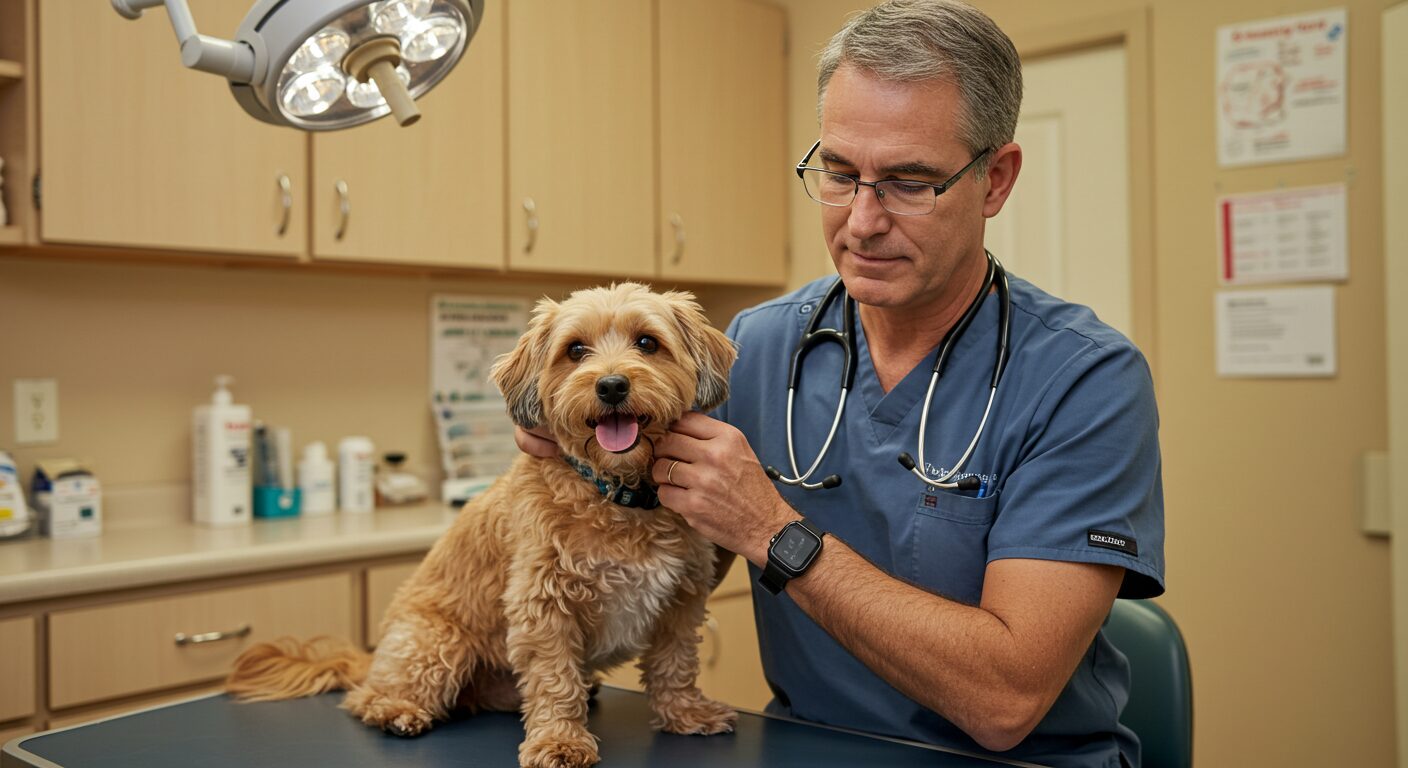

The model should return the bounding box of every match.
[524,2,1163,765]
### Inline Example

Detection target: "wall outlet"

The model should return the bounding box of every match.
[14,378,59,445]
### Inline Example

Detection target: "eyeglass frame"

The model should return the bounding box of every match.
[794,140,993,216]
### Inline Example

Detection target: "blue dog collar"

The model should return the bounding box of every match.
[562,455,661,510]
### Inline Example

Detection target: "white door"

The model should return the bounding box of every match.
[985,44,1131,338]
[1383,4,1408,764]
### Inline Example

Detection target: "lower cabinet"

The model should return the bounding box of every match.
[48,573,354,710]
[0,617,35,722]
[46,685,226,730]
[600,560,771,711]
[366,561,421,648]
[12,551,769,734]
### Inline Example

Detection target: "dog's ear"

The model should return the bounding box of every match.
[490,297,560,428]
[663,291,737,413]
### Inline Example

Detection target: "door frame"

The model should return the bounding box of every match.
[1006,9,1155,374]
[1384,3,1408,763]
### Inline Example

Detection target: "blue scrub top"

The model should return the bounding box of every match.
[716,272,1165,768]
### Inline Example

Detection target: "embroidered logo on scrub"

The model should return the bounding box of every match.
[1087,529,1138,557]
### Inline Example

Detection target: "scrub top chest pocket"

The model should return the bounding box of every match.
[910,490,999,606]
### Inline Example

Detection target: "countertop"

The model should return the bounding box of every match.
[0,505,456,604]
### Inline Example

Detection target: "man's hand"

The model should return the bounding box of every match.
[651,412,793,564]
[513,425,559,458]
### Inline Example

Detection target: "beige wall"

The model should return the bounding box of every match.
[778,0,1395,765]
[0,255,774,527]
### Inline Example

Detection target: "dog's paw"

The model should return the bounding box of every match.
[652,693,738,736]
[519,736,600,768]
[342,688,436,737]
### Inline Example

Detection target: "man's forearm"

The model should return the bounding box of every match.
[777,537,1044,751]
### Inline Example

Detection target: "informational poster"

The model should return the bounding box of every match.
[430,294,529,402]
[430,295,529,482]
[1217,8,1346,167]
[1217,184,1347,285]
[1216,286,1336,377]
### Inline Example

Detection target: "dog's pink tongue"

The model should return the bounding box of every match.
[595,413,639,453]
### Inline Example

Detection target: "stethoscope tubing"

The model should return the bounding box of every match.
[765,252,1012,492]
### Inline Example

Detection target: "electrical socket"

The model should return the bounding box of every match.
[14,378,59,445]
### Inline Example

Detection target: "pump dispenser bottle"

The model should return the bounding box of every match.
[193,375,252,526]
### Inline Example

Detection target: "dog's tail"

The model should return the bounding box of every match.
[225,636,371,702]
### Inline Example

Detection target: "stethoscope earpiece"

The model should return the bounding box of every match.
[768,253,1012,493]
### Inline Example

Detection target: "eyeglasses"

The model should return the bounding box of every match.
[794,140,991,216]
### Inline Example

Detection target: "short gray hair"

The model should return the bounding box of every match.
[817,0,1022,177]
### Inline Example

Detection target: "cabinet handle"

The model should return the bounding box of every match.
[523,197,538,254]
[174,623,252,647]
[335,180,351,241]
[669,213,686,265]
[703,616,720,668]
[276,173,292,236]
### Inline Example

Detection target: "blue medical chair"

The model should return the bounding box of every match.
[1104,599,1193,768]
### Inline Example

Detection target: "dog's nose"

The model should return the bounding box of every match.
[596,374,630,406]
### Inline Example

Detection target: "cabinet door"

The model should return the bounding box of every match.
[696,592,771,710]
[507,0,655,277]
[0,617,35,722]
[365,561,420,647]
[311,5,504,268]
[38,1,306,257]
[658,0,787,285]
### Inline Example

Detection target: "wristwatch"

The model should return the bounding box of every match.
[759,518,826,595]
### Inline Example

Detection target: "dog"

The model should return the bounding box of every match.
[226,283,739,768]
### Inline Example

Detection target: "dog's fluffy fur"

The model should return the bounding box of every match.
[226,284,739,768]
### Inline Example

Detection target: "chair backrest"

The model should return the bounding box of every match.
[1103,599,1193,768]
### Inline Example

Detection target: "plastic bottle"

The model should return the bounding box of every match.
[0,451,33,539]
[192,375,252,526]
[338,437,375,513]
[299,442,336,516]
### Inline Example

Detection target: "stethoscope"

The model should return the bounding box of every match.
[764,251,1012,491]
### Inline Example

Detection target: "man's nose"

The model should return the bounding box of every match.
[847,183,892,241]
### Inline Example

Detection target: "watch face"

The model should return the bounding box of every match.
[775,525,821,570]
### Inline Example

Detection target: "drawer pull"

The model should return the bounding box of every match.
[174,624,252,646]
[669,213,686,264]
[276,173,292,236]
[704,616,720,668]
[523,197,539,254]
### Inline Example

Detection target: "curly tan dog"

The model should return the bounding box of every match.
[226,284,739,768]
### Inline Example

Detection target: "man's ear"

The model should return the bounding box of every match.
[490,297,559,427]
[663,291,737,413]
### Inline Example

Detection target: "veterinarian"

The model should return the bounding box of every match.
[517,1,1163,766]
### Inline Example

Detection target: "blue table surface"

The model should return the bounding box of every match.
[2,687,1037,768]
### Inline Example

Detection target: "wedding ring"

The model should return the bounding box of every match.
[667,460,680,486]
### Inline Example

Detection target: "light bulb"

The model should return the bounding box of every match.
[401,15,463,63]
[286,28,350,75]
[371,0,433,35]
[348,64,412,108]
[280,68,347,117]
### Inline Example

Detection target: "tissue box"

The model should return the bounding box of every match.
[32,459,102,539]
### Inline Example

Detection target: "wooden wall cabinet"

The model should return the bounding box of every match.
[37,1,306,258]
[658,0,788,286]
[506,0,656,278]
[25,0,788,286]
[310,0,505,269]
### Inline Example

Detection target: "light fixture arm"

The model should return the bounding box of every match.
[111,0,257,83]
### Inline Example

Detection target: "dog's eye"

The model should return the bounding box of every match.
[567,341,587,362]
[635,335,659,354]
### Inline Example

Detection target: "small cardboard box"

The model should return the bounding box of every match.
[32,458,102,539]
